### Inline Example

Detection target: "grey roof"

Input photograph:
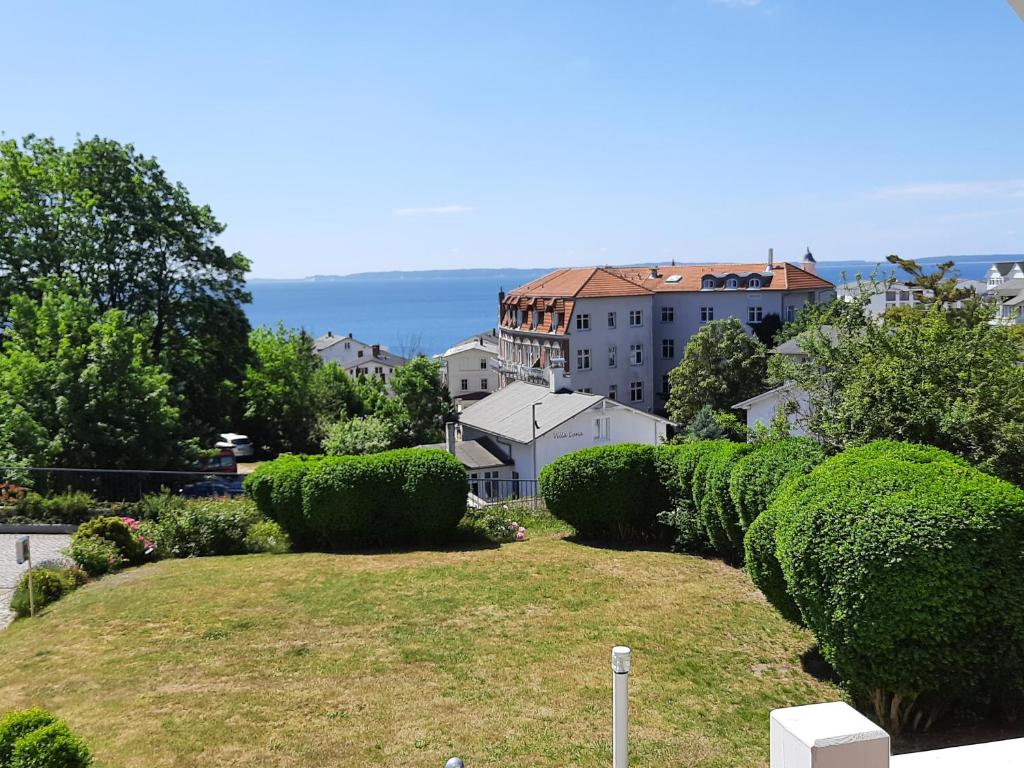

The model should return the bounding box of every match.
[991,262,1024,277]
[421,437,510,470]
[459,381,605,443]
[989,278,1024,297]
[1004,292,1024,308]
[733,383,797,410]
[772,325,838,355]
[314,332,364,352]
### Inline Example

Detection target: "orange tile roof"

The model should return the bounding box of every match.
[506,267,653,300]
[609,262,834,292]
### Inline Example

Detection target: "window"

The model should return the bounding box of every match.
[532,310,539,328]
[786,305,796,322]
[607,311,617,328]
[885,291,897,302]
[551,312,560,330]
[481,378,488,390]
[700,306,714,323]
[460,379,469,391]
[662,338,674,358]
[374,366,383,375]
[608,385,617,401]
[726,278,739,289]
[480,358,488,369]
[630,344,643,365]
[344,342,351,350]
[608,345,617,368]
[629,310,643,327]
[661,306,674,322]
[748,306,763,323]
[470,472,479,495]
[577,348,591,370]
[662,374,670,395]
[899,290,910,302]
[702,277,715,290]
[748,277,761,289]
[593,417,611,441]
[357,350,364,358]
[576,313,590,330]
[629,381,644,403]
[580,387,592,394]
[512,471,520,496]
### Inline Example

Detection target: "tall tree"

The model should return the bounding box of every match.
[666,318,768,426]
[0,135,252,437]
[0,281,183,469]
[388,355,453,446]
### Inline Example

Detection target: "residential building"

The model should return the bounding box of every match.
[839,278,985,317]
[437,330,500,402]
[314,331,407,383]
[984,264,1024,324]
[496,251,834,413]
[435,363,669,501]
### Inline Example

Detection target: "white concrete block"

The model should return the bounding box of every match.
[890,737,1024,767]
[770,702,890,768]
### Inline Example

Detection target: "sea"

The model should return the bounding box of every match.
[245,255,1013,357]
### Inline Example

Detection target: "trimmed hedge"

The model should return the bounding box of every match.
[654,441,732,550]
[773,446,1024,728]
[743,480,803,624]
[249,449,468,548]
[540,444,670,540]
[692,442,752,562]
[0,710,57,767]
[729,438,826,530]
[11,722,91,768]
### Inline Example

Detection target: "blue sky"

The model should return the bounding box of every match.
[5,1,1023,277]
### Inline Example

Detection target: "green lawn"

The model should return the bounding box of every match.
[0,517,840,768]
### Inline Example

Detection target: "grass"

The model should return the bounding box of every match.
[0,514,840,768]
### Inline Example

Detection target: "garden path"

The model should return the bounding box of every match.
[0,533,72,628]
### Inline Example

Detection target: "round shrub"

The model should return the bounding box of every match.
[692,442,751,562]
[66,536,122,577]
[11,721,91,768]
[774,451,1024,730]
[540,444,669,541]
[729,438,826,530]
[302,449,468,547]
[73,517,143,565]
[0,709,58,766]
[743,493,802,624]
[244,455,321,548]
[653,441,731,550]
[244,520,292,554]
[826,439,967,470]
[9,566,81,617]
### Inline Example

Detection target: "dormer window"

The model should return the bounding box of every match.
[748,277,761,289]
[702,277,715,290]
[725,278,739,290]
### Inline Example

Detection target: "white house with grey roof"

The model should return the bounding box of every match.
[439,364,669,500]
[437,330,500,403]
[314,331,408,384]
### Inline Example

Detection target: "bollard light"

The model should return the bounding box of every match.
[445,757,464,768]
[612,646,631,768]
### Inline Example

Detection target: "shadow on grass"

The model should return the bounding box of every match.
[891,715,1024,755]
[799,645,841,685]
[562,533,675,553]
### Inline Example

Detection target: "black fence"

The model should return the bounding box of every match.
[0,466,245,504]
[468,477,542,508]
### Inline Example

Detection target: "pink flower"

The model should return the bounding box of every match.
[515,530,526,541]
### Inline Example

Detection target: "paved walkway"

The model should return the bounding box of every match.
[0,533,72,627]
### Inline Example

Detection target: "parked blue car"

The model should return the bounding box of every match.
[180,476,245,498]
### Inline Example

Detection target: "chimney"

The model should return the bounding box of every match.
[498,288,505,327]
[445,422,457,454]
[372,344,380,357]
[802,248,817,275]
[768,248,774,270]
[326,330,333,337]
[549,357,571,393]
[649,267,660,279]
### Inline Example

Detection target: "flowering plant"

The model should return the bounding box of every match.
[121,516,156,555]
[465,505,527,543]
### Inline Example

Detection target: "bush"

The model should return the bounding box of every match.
[773,446,1024,731]
[0,709,58,766]
[132,490,186,522]
[302,449,468,547]
[654,441,731,550]
[73,517,144,565]
[66,536,122,577]
[9,566,82,617]
[3,492,97,525]
[244,455,321,548]
[459,506,528,543]
[743,493,802,624]
[692,442,751,562]
[729,438,826,529]
[540,444,669,541]
[10,721,91,768]
[145,499,262,558]
[244,520,292,554]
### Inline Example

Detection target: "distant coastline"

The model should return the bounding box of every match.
[248,253,1021,283]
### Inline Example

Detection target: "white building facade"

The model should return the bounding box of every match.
[314,332,407,384]
[438,331,500,402]
[497,254,835,414]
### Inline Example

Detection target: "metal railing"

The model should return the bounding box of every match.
[467,478,542,509]
[0,466,243,504]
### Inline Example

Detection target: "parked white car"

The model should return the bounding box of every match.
[215,433,255,458]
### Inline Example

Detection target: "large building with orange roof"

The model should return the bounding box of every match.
[496,250,835,414]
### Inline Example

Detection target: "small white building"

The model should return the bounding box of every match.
[438,365,670,501]
[314,332,407,384]
[733,384,812,437]
[437,330,500,403]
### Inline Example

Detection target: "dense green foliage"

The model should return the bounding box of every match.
[666,319,767,426]
[0,135,251,440]
[249,449,467,548]
[0,492,96,526]
[10,566,83,617]
[654,441,731,550]
[772,446,1024,731]
[743,492,802,624]
[681,405,748,442]
[66,537,122,577]
[386,356,453,446]
[0,710,58,767]
[140,499,263,558]
[243,520,292,554]
[729,438,826,529]
[10,721,91,768]
[540,444,670,541]
[322,415,398,456]
[0,284,184,469]
[73,517,144,565]
[774,286,1024,484]
[691,442,752,562]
